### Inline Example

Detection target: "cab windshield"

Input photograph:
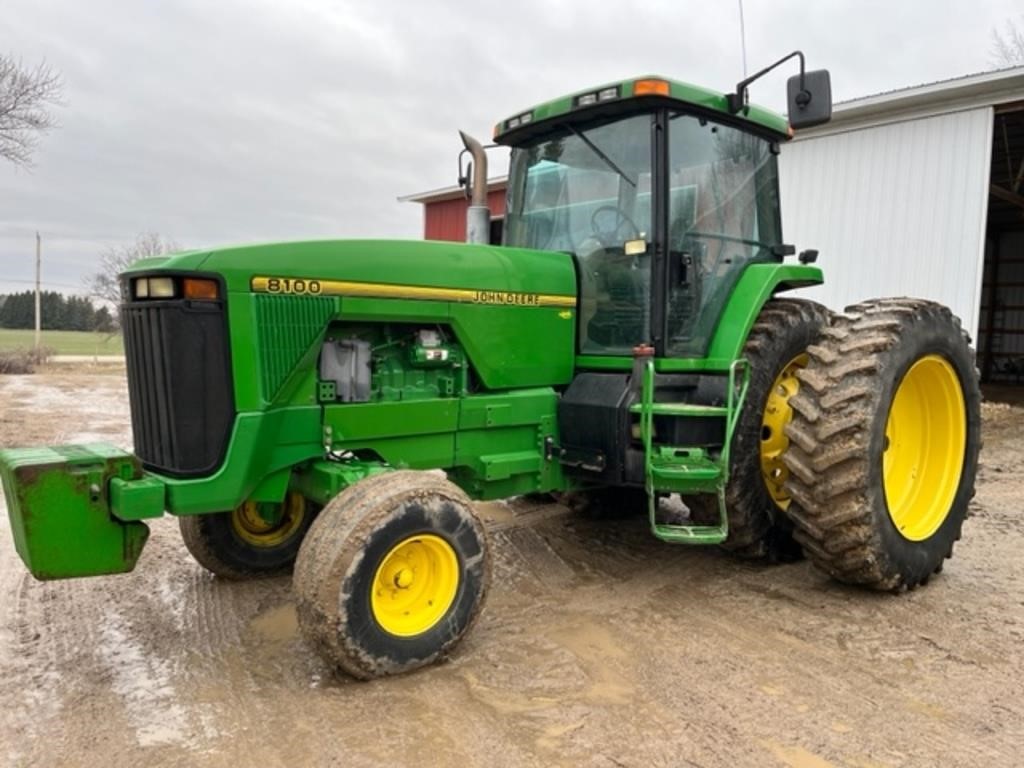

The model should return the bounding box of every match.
[505,113,653,354]
[505,110,783,357]
[505,113,653,254]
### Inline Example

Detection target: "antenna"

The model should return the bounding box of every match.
[738,0,748,78]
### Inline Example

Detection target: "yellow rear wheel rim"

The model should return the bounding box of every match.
[371,534,459,637]
[883,355,966,541]
[760,354,807,509]
[230,492,305,548]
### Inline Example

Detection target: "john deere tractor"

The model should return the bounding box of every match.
[0,54,981,679]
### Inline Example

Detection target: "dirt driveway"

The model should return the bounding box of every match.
[1,370,1022,768]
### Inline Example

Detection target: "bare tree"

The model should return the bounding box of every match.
[87,233,180,312]
[991,16,1024,68]
[0,54,63,166]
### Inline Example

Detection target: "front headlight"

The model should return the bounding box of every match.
[148,277,175,298]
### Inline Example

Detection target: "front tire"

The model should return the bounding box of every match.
[179,491,314,579]
[782,298,981,590]
[294,471,490,680]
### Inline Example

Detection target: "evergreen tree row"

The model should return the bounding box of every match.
[0,291,114,332]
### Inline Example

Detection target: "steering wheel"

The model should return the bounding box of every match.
[590,205,641,245]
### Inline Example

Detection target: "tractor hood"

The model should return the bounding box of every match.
[187,239,578,299]
[120,249,212,275]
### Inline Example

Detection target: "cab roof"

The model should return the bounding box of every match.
[493,75,790,145]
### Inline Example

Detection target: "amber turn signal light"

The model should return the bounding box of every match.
[633,79,670,97]
[183,278,219,300]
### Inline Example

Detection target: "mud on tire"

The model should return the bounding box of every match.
[719,298,832,560]
[293,471,490,680]
[782,298,981,590]
[179,492,315,580]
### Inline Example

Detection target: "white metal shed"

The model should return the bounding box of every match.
[778,66,1024,381]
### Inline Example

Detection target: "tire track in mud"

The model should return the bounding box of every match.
[4,372,1024,767]
[0,373,210,756]
[2,576,67,765]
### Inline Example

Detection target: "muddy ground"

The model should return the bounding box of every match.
[0,369,1022,768]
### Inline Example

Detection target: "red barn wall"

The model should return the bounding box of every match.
[423,189,506,242]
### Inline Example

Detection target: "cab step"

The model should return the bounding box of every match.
[634,354,749,546]
[648,446,722,493]
[650,497,729,544]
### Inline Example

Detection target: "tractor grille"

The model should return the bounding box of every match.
[122,298,235,477]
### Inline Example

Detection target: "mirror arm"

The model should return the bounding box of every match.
[727,50,806,113]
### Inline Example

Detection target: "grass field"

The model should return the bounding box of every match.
[0,329,123,356]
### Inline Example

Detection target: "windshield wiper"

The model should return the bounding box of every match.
[565,124,636,188]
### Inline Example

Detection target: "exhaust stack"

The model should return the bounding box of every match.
[459,131,490,245]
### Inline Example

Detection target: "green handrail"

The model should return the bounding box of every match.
[640,357,750,544]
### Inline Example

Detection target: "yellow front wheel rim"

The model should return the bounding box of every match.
[884,355,966,541]
[760,354,808,509]
[230,492,305,548]
[371,534,459,637]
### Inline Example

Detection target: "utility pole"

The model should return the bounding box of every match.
[34,231,41,353]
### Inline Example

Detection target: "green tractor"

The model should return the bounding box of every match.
[0,54,981,679]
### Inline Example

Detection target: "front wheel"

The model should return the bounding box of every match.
[179,491,314,579]
[294,471,490,679]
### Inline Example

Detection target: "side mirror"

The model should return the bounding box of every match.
[787,69,832,130]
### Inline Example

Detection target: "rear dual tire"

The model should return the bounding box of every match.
[687,299,831,561]
[782,299,981,590]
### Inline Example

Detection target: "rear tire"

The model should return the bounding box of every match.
[782,298,981,590]
[294,471,490,680]
[179,491,314,579]
[720,299,832,560]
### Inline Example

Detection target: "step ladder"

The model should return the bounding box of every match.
[629,355,749,544]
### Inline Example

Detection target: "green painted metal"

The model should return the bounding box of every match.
[248,468,291,504]
[0,444,151,579]
[638,358,750,544]
[448,302,575,389]
[254,294,335,403]
[450,388,563,499]
[109,475,165,521]
[494,75,789,142]
[320,385,563,500]
[291,460,390,508]
[163,407,323,515]
[692,264,822,367]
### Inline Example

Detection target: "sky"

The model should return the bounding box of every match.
[1,0,1021,297]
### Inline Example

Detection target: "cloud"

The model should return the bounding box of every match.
[0,0,1015,295]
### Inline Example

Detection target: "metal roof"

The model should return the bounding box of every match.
[797,65,1024,137]
[398,177,508,205]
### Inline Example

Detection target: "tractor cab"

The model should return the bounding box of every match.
[494,72,824,361]
[486,64,834,543]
